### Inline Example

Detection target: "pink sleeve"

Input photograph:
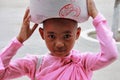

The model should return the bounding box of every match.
[0,38,38,79]
[83,13,118,71]
[0,38,22,68]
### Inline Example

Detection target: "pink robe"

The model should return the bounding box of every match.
[0,13,118,80]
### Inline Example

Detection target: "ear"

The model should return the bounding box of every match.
[39,27,44,40]
[76,27,81,40]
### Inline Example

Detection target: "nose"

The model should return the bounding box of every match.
[55,40,64,49]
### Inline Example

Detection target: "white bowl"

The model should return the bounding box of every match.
[29,0,89,24]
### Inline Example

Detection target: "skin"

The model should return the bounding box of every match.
[39,18,80,57]
[17,0,98,57]
[17,9,38,43]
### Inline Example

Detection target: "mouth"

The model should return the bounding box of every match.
[54,50,66,53]
[52,49,69,57]
[54,47,66,52]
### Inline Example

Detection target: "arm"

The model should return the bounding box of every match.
[0,8,38,79]
[0,38,25,79]
[91,13,118,70]
[0,38,38,79]
[85,0,118,70]
[0,38,22,69]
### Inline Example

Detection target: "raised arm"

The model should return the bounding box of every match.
[91,13,118,70]
[85,0,118,70]
[0,8,38,79]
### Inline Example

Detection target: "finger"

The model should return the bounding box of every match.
[24,15,31,25]
[87,0,92,16]
[23,8,30,21]
[31,24,39,33]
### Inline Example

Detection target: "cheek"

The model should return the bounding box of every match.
[45,40,54,50]
[66,39,76,48]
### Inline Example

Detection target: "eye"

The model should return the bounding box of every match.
[48,35,56,39]
[64,34,71,39]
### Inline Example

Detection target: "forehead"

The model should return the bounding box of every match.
[43,18,77,27]
[43,18,78,33]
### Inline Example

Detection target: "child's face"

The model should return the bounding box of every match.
[39,18,81,57]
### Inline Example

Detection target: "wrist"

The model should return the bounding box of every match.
[92,12,98,19]
[91,10,99,19]
[17,36,24,43]
[93,13,106,27]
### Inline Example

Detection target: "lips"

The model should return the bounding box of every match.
[54,50,66,53]
[51,49,70,57]
[54,47,66,52]
[54,48,68,55]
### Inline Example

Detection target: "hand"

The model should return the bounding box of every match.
[87,0,98,18]
[17,8,38,43]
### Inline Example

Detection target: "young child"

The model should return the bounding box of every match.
[0,0,118,80]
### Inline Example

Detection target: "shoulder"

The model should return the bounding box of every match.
[71,50,100,61]
[15,54,44,65]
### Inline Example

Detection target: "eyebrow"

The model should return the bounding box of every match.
[47,31,71,34]
[47,32,55,34]
[63,31,72,34]
[47,31,72,35]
